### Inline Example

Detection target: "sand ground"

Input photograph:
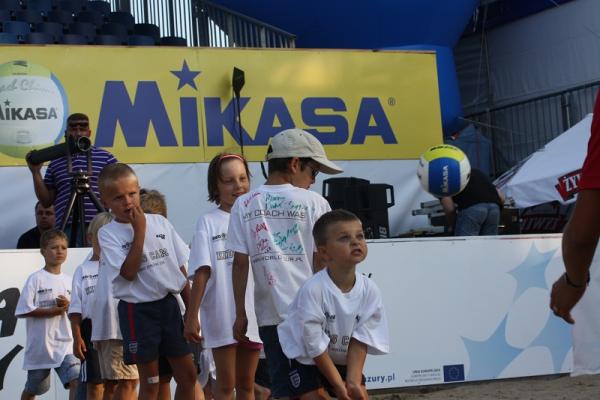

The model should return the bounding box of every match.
[370,374,600,399]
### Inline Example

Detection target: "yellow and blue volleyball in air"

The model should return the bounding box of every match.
[416,144,471,198]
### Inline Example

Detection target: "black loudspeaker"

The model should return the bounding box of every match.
[323,178,395,239]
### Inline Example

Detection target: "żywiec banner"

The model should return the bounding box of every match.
[0,47,442,166]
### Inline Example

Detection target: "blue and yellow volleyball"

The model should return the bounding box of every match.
[416,144,471,198]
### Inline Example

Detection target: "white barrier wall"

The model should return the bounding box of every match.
[1,235,597,398]
[362,235,580,389]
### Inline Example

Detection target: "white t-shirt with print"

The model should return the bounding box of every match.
[90,255,122,341]
[99,213,190,303]
[278,269,390,365]
[188,208,261,348]
[227,184,331,326]
[68,260,99,320]
[15,268,73,370]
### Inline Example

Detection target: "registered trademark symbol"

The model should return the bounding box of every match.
[388,97,396,106]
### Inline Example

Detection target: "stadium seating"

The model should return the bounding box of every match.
[35,21,64,42]
[3,21,31,42]
[128,34,154,46]
[99,22,126,42]
[27,31,54,44]
[0,8,10,22]
[27,0,53,13]
[160,36,187,46]
[95,33,121,45]
[0,31,17,43]
[58,0,85,13]
[107,11,134,31]
[133,23,160,43]
[60,32,86,44]
[68,21,96,43]
[0,0,190,47]
[47,9,74,25]
[86,0,111,16]
[77,10,105,27]
[0,0,20,12]
[14,9,44,24]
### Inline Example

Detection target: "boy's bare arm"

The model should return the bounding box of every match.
[21,295,69,318]
[314,351,350,400]
[184,266,211,343]
[119,205,146,281]
[20,307,65,318]
[68,313,86,360]
[232,252,250,341]
[551,189,600,323]
[179,265,191,308]
[346,338,368,400]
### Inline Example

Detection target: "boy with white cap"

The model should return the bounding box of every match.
[228,128,343,399]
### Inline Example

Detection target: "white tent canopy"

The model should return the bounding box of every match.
[495,114,592,208]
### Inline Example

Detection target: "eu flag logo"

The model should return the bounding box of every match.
[443,364,465,382]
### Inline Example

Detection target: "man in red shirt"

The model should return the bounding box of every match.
[550,93,600,323]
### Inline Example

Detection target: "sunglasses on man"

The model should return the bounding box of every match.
[68,122,89,129]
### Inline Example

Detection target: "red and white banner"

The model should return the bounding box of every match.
[496,114,592,208]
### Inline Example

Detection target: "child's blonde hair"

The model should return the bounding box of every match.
[87,212,114,239]
[140,189,167,218]
[98,163,137,194]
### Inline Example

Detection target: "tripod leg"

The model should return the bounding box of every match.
[61,188,78,233]
[77,194,87,247]
[87,190,105,213]
[70,195,80,248]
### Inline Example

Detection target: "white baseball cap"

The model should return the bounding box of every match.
[266,129,343,175]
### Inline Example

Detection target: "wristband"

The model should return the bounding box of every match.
[564,272,590,288]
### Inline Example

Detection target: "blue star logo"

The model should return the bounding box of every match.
[171,60,201,90]
[462,317,522,381]
[531,313,572,372]
[509,244,557,300]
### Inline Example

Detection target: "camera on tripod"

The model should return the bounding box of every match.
[26,133,103,247]
[26,135,92,166]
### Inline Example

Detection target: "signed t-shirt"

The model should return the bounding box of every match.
[227,184,330,326]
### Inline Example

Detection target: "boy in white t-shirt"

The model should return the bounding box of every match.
[227,128,343,399]
[68,212,114,400]
[97,163,196,400]
[89,223,139,399]
[278,210,390,400]
[16,229,80,400]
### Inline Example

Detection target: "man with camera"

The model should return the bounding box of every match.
[27,113,117,246]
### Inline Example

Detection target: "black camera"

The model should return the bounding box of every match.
[26,135,92,165]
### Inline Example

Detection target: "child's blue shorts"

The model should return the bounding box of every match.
[118,294,190,365]
[24,354,80,395]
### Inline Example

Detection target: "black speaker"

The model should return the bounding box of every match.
[322,178,395,239]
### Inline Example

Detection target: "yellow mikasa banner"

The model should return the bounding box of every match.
[0,46,441,165]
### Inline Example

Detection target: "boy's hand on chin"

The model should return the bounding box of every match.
[129,205,146,234]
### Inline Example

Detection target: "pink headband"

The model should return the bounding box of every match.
[219,154,245,162]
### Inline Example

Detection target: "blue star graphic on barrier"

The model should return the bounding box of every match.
[171,60,201,90]
[462,317,522,381]
[531,314,572,372]
[509,244,557,300]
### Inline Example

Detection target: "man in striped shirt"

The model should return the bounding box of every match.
[27,113,117,246]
